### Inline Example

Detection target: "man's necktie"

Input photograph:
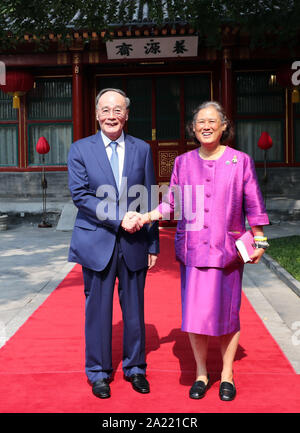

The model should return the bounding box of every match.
[109,141,119,190]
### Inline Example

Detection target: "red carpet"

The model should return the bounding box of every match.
[0,228,299,414]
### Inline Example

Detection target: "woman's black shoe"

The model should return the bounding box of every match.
[189,376,210,399]
[219,381,236,401]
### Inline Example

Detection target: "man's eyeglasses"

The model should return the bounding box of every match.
[98,107,126,118]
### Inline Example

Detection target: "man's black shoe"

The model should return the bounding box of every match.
[92,379,111,399]
[126,374,150,394]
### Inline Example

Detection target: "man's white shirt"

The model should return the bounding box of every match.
[101,130,125,190]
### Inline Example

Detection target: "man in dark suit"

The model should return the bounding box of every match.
[68,88,159,398]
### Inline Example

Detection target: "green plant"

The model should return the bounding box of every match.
[0,0,299,51]
[267,235,300,281]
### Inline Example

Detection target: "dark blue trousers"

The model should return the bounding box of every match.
[82,237,147,383]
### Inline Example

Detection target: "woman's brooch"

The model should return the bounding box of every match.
[225,155,238,165]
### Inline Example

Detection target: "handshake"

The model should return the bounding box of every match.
[121,210,161,269]
[120,211,150,233]
[121,209,161,233]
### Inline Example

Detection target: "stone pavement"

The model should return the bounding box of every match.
[0,219,300,375]
[0,222,74,347]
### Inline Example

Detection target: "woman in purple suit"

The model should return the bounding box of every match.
[141,101,269,401]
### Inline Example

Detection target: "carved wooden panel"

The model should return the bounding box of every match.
[158,150,178,178]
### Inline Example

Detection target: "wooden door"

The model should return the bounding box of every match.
[96,73,212,184]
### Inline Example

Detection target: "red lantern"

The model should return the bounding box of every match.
[36,136,51,228]
[0,70,34,108]
[258,132,273,150]
[36,136,50,154]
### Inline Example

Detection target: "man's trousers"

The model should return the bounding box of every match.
[82,238,147,383]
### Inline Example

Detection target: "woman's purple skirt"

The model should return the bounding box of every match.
[180,263,244,336]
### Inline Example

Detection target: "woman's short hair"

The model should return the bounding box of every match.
[187,101,234,145]
[95,88,131,111]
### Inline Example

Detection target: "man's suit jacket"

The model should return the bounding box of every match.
[68,131,159,272]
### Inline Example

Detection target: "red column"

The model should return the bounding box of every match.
[72,52,84,141]
[221,48,233,123]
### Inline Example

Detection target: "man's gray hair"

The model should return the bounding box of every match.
[95,88,130,111]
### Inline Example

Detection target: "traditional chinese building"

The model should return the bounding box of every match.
[1,5,300,221]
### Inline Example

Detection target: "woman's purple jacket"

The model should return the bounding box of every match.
[158,146,269,268]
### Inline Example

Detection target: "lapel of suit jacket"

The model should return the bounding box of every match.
[90,131,118,191]
[119,133,136,198]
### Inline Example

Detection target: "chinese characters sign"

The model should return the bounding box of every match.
[106,37,198,60]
